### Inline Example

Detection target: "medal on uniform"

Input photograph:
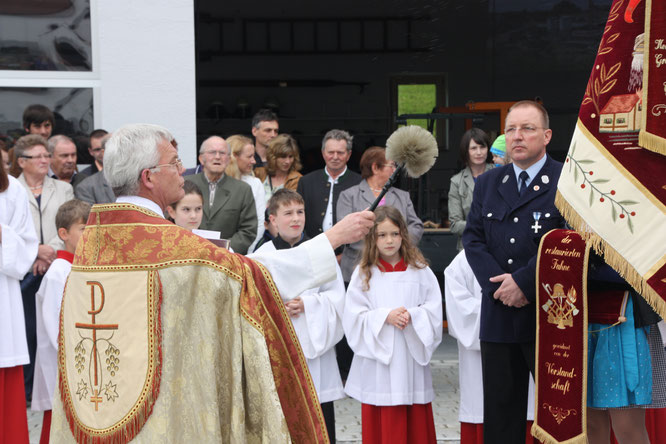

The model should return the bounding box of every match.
[532,212,543,234]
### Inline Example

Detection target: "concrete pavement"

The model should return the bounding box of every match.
[28,334,463,443]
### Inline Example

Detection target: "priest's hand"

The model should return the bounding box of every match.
[325,210,375,250]
[489,273,529,308]
[386,307,410,330]
[285,297,304,318]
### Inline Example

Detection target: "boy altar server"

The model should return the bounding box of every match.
[32,199,91,443]
[255,189,346,442]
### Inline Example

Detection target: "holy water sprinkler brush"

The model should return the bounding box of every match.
[368,125,438,211]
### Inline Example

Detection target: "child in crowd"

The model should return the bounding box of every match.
[32,199,91,444]
[343,205,442,444]
[253,208,278,251]
[255,189,345,443]
[166,181,203,231]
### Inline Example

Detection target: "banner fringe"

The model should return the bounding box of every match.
[532,424,587,444]
[555,191,666,320]
[638,130,666,156]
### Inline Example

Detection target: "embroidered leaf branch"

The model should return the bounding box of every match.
[566,148,637,233]
[582,61,622,113]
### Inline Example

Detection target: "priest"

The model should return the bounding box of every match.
[49,123,374,443]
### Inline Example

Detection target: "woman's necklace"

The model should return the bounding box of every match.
[29,183,44,191]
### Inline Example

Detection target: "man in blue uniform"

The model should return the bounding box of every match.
[463,101,566,443]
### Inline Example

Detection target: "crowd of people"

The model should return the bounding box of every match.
[0,100,662,444]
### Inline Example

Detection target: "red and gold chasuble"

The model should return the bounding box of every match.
[56,203,328,443]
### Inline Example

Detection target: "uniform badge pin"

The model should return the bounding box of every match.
[541,175,549,184]
[502,175,509,183]
[533,185,540,191]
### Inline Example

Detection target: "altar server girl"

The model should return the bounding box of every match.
[343,205,442,444]
[166,181,204,231]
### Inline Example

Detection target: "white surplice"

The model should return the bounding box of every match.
[0,176,39,368]
[32,257,72,411]
[343,264,443,406]
[444,250,535,423]
[256,241,345,403]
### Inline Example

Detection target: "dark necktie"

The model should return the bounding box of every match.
[518,171,529,195]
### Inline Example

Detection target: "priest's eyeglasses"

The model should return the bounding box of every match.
[505,125,543,136]
[148,158,183,172]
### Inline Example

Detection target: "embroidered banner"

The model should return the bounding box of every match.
[556,0,666,320]
[532,229,590,444]
[639,0,666,154]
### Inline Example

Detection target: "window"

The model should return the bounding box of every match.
[0,0,92,71]
[0,0,98,148]
[389,74,446,142]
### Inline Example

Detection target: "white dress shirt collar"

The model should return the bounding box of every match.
[115,195,164,218]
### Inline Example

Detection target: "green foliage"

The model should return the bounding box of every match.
[398,84,436,132]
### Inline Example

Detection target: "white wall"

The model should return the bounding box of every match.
[96,0,197,166]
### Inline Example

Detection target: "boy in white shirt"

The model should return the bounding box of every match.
[32,199,90,444]
[255,189,345,443]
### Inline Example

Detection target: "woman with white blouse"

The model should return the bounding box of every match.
[225,135,266,253]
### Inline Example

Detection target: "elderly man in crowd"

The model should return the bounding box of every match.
[251,109,279,168]
[47,135,78,184]
[186,136,257,254]
[48,123,374,443]
[75,134,115,204]
[297,129,362,242]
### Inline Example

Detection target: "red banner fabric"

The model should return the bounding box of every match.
[533,229,590,444]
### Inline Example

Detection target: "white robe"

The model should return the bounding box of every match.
[0,176,39,368]
[343,264,443,406]
[444,250,535,423]
[32,257,71,411]
[256,241,345,403]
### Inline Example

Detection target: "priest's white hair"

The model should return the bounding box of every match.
[104,123,174,197]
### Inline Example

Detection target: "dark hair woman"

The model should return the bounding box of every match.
[448,128,495,251]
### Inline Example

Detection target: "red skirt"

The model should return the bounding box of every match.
[0,366,29,444]
[361,403,436,444]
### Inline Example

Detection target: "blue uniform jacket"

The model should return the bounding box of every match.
[462,155,566,343]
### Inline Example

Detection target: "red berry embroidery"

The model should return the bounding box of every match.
[581,184,586,189]
[630,211,636,216]
[600,197,605,202]
[619,214,625,219]
[589,171,594,175]
[610,190,616,195]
